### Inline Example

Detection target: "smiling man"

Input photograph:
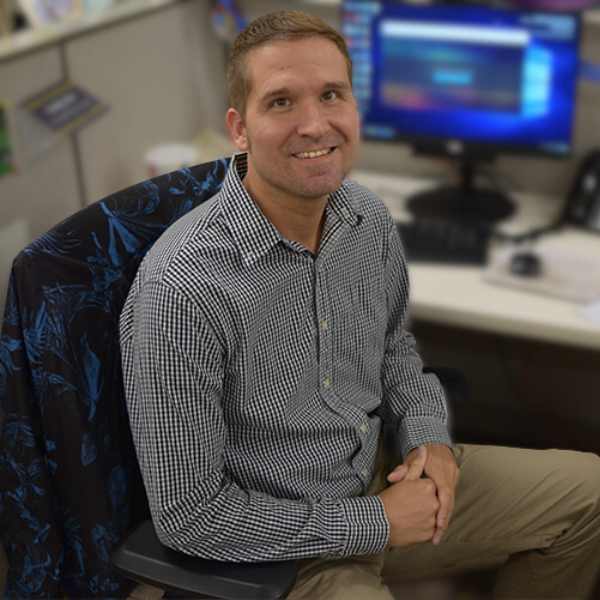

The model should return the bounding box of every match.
[226,34,360,254]
[120,10,600,599]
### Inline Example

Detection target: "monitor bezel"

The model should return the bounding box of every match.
[344,1,583,161]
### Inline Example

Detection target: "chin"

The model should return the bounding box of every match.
[298,181,342,199]
[297,171,345,198]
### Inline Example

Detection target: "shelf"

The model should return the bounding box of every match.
[0,0,180,63]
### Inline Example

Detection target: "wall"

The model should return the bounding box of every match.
[0,46,81,313]
[66,1,227,204]
[0,0,226,317]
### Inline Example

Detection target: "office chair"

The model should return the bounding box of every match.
[0,156,521,598]
[0,156,295,598]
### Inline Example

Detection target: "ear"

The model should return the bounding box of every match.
[225,108,249,152]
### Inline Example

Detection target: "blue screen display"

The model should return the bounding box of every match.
[342,2,581,156]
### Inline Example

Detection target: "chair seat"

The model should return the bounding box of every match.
[112,521,297,600]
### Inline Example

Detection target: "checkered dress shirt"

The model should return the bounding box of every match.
[120,153,451,562]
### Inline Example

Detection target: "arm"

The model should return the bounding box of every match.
[381,219,457,544]
[381,219,452,459]
[121,281,388,562]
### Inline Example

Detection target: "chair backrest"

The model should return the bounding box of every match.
[0,158,230,598]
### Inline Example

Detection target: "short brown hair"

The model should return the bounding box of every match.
[227,10,353,116]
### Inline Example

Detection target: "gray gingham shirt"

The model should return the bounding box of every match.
[120,153,451,562]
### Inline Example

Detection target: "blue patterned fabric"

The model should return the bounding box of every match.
[0,158,230,598]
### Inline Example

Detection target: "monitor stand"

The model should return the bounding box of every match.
[406,160,514,225]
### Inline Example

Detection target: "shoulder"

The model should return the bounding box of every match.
[136,192,236,299]
[341,178,406,268]
[341,178,396,255]
[342,178,395,228]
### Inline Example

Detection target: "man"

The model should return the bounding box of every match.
[120,10,600,599]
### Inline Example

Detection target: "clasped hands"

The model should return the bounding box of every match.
[378,444,458,548]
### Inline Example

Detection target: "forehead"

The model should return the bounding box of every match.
[244,37,350,98]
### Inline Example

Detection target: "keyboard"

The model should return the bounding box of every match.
[396,219,491,265]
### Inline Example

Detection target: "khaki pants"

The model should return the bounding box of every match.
[288,444,600,600]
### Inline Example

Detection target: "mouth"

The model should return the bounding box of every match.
[292,147,336,160]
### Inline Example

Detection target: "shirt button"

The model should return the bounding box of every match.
[359,423,368,434]
[323,377,331,389]
[320,319,328,331]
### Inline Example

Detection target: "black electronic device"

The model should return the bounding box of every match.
[342,1,581,225]
[396,219,490,265]
[564,149,600,234]
[509,251,543,277]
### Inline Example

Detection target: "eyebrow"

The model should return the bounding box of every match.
[260,81,352,103]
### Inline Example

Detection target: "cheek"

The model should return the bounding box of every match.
[249,122,287,152]
[336,107,360,143]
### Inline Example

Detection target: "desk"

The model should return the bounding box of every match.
[352,170,600,352]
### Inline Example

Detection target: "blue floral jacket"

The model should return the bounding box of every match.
[0,158,230,598]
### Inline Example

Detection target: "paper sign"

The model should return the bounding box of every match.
[21,80,106,135]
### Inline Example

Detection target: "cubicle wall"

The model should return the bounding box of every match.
[0,0,227,316]
[0,46,82,311]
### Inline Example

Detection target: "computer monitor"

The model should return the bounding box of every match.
[342,1,581,224]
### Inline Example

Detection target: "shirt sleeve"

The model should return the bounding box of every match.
[381,219,452,460]
[120,280,389,562]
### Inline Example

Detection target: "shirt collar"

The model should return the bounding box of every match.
[328,178,362,228]
[219,153,362,266]
[219,154,284,267]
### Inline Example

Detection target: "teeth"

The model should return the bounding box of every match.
[295,148,331,159]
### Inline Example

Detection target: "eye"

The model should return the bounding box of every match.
[322,90,339,102]
[270,97,291,109]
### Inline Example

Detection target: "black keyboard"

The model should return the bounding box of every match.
[396,219,490,265]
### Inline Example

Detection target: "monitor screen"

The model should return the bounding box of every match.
[342,1,581,158]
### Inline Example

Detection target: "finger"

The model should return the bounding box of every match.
[386,464,408,482]
[405,446,427,481]
[432,488,455,545]
[432,527,444,546]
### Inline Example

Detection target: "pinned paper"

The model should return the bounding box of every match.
[16,80,107,162]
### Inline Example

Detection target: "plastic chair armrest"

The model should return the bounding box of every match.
[111,520,298,600]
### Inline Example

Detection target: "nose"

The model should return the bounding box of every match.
[296,100,329,139]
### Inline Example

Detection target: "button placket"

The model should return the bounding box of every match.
[315,263,333,396]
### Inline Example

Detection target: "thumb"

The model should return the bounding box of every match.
[387,463,408,483]
[405,446,427,481]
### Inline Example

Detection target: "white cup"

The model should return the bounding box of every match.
[145,143,199,178]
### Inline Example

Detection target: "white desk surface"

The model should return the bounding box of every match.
[352,170,600,352]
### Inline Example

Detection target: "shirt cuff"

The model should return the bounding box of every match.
[398,416,452,460]
[338,495,389,557]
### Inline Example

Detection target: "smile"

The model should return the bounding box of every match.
[293,147,335,159]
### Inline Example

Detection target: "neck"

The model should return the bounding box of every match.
[243,177,328,255]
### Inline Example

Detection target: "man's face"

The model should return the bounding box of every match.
[226,36,360,206]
